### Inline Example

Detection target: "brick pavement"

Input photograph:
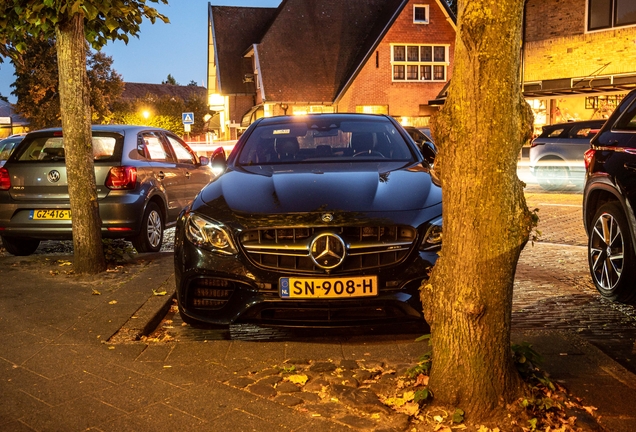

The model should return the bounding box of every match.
[514,188,636,375]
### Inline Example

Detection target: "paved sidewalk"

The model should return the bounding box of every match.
[1,191,636,431]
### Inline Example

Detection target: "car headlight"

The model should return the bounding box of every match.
[185,212,238,255]
[421,216,442,251]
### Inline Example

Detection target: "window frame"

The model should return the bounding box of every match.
[413,4,430,24]
[391,44,449,83]
[587,0,636,32]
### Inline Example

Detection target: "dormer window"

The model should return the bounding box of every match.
[413,5,429,24]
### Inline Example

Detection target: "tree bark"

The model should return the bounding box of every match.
[56,13,106,274]
[421,0,534,421]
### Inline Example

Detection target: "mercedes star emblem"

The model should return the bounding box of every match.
[309,232,346,270]
[321,213,334,223]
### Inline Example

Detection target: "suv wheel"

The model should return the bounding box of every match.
[1,236,40,256]
[536,163,568,191]
[588,202,636,303]
[132,202,164,253]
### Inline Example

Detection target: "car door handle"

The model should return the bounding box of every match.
[157,171,165,180]
[185,171,191,179]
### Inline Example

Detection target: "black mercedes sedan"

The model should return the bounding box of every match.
[174,113,442,327]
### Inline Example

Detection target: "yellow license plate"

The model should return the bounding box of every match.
[279,276,378,299]
[31,209,72,220]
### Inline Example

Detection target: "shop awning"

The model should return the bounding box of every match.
[523,73,636,98]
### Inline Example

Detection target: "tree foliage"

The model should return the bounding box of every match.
[11,37,124,129]
[162,73,178,85]
[112,89,208,136]
[0,0,168,56]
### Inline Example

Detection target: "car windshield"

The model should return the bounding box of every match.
[237,119,415,165]
[15,133,121,162]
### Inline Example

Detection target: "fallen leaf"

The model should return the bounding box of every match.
[415,374,429,386]
[583,405,597,415]
[92,289,101,295]
[153,289,167,296]
[401,402,420,416]
[402,390,415,401]
[286,374,308,385]
[108,346,115,350]
[109,300,117,305]
[58,260,72,266]
[371,413,381,419]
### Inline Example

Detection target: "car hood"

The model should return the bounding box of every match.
[198,162,441,217]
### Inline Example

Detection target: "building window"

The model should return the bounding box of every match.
[413,5,429,24]
[588,0,636,31]
[391,44,448,82]
[356,105,389,115]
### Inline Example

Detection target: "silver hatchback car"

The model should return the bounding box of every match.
[0,125,213,255]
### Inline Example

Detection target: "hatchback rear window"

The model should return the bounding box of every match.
[15,134,121,162]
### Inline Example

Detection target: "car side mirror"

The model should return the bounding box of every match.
[199,156,210,166]
[418,141,437,167]
[211,146,227,174]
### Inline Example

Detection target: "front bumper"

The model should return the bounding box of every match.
[175,236,437,327]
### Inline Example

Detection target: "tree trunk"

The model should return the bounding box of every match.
[421,0,534,421]
[56,14,106,274]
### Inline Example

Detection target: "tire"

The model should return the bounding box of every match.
[536,163,569,191]
[1,236,40,256]
[588,202,636,304]
[131,202,163,253]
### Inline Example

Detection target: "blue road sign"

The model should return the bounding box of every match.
[182,112,194,124]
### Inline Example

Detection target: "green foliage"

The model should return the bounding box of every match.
[405,351,432,378]
[280,365,296,373]
[101,239,135,264]
[413,388,430,403]
[452,408,464,423]
[511,341,543,379]
[10,37,123,128]
[111,90,208,136]
[0,0,169,58]
[162,74,178,85]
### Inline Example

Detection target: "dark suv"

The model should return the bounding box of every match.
[0,125,213,255]
[530,119,605,190]
[583,89,636,304]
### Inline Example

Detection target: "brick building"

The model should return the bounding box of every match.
[207,0,456,140]
[522,0,636,133]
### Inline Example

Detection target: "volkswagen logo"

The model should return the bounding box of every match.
[321,213,334,223]
[309,232,346,270]
[47,170,61,183]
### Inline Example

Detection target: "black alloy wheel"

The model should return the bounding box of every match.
[588,202,636,303]
[132,202,164,253]
[1,236,41,256]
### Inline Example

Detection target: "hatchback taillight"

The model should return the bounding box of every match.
[530,139,541,148]
[105,166,137,190]
[583,148,595,170]
[0,167,10,191]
